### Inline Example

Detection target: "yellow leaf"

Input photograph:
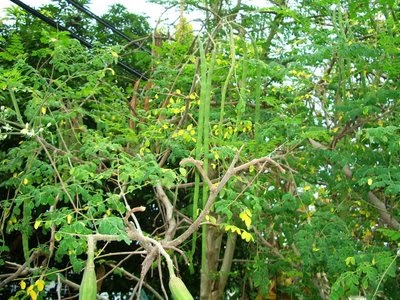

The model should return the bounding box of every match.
[239,209,252,229]
[304,185,311,191]
[34,220,41,230]
[205,215,217,224]
[345,256,356,266]
[23,178,29,185]
[111,51,118,58]
[213,151,220,160]
[28,288,37,300]
[35,279,45,291]
[41,106,46,114]
[66,214,72,225]
[368,178,373,186]
[20,280,26,290]
[240,230,254,242]
[54,232,62,241]
[176,89,181,95]
[249,165,255,173]
[225,224,241,235]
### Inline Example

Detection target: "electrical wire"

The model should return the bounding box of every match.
[65,0,151,55]
[9,0,148,80]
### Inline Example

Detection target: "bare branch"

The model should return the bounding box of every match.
[0,251,40,288]
[169,148,285,247]
[155,183,177,241]
[180,158,216,191]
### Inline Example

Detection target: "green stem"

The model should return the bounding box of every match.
[22,197,31,263]
[190,44,206,266]
[198,39,217,296]
[21,151,41,264]
[219,27,236,136]
[202,43,217,198]
[190,40,217,271]
[234,41,248,139]
[373,254,398,298]
[87,235,95,264]
[251,35,262,142]
[9,87,24,125]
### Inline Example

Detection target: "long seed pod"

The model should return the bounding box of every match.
[169,275,194,300]
[79,235,97,300]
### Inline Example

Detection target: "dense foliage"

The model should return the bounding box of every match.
[1,0,400,299]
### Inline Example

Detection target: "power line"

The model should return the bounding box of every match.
[65,0,151,55]
[9,0,148,80]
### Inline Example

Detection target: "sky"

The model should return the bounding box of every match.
[0,0,266,32]
[0,0,178,28]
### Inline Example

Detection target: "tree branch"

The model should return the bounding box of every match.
[0,251,40,288]
[368,191,400,230]
[169,149,285,247]
[155,183,177,241]
[107,262,163,300]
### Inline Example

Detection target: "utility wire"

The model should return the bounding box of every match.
[65,0,151,55]
[9,0,148,80]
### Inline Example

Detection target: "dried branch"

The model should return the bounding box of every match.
[155,183,177,241]
[169,148,285,247]
[0,251,40,288]
[106,263,163,300]
[180,158,216,191]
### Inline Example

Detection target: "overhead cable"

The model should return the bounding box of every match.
[65,0,151,55]
[9,0,148,80]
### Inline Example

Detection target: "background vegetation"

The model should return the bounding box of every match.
[1,0,400,299]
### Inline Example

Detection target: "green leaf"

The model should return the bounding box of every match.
[97,217,131,245]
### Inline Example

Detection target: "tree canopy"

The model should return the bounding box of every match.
[1,0,400,299]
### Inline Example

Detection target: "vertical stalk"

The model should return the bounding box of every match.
[219,27,236,135]
[190,47,207,269]
[22,196,31,263]
[201,42,217,194]
[233,41,248,139]
[198,39,217,299]
[332,6,350,106]
[9,87,24,125]
[216,232,237,297]
[190,40,216,274]
[251,35,262,142]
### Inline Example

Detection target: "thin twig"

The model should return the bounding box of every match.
[107,263,163,300]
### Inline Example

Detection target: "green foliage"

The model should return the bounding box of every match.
[1,0,400,299]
